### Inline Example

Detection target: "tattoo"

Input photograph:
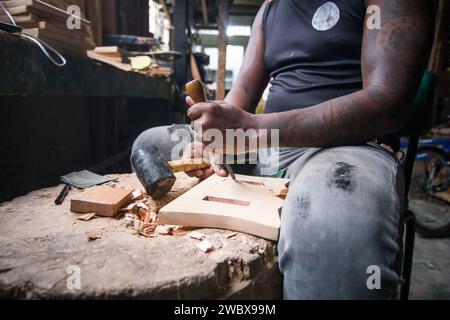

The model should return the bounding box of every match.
[258,0,434,148]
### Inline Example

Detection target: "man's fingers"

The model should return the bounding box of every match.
[186,96,195,107]
[210,160,228,177]
[186,169,205,178]
[187,103,210,121]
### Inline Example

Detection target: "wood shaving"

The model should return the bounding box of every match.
[132,189,144,201]
[136,202,149,210]
[124,214,143,231]
[196,239,214,253]
[268,187,289,199]
[189,231,206,240]
[140,223,157,237]
[155,225,174,236]
[85,231,101,241]
[225,232,238,239]
[77,213,96,221]
[119,203,137,213]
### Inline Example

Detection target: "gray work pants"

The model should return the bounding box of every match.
[132,125,404,300]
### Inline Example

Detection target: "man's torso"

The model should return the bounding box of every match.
[263,0,366,113]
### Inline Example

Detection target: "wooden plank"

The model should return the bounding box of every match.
[160,0,173,28]
[27,0,90,25]
[0,31,173,98]
[86,0,102,46]
[0,5,28,15]
[70,185,133,217]
[0,0,32,8]
[216,0,229,100]
[200,0,208,25]
[87,50,131,71]
[159,174,290,241]
[101,0,117,34]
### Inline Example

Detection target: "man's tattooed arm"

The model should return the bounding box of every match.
[253,0,434,148]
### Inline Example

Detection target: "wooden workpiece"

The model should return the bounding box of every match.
[0,173,281,299]
[159,174,289,241]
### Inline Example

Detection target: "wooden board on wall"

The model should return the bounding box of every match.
[86,0,102,46]
[159,174,290,241]
[101,0,117,35]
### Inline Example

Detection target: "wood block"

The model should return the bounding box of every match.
[70,185,132,217]
[159,174,289,241]
[0,0,33,8]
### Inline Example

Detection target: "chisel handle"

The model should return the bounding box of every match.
[184,80,237,181]
[168,159,210,173]
[186,79,207,103]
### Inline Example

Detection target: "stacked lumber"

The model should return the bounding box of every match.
[87,46,132,72]
[0,0,95,56]
[87,46,173,77]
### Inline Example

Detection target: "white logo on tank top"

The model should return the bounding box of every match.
[312,2,340,31]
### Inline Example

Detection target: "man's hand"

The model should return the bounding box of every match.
[182,141,228,180]
[186,96,257,154]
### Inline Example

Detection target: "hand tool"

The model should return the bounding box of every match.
[54,170,117,205]
[185,80,237,181]
[131,145,211,198]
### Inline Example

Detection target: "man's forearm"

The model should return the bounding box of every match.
[252,85,407,148]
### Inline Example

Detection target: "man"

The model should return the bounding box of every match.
[132,0,434,299]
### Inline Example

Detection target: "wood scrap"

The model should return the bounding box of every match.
[139,210,156,224]
[124,213,142,231]
[132,189,144,201]
[268,187,289,199]
[189,231,206,240]
[155,225,174,236]
[225,232,238,239]
[196,239,214,253]
[87,50,132,71]
[70,185,133,217]
[85,230,101,241]
[77,213,96,221]
[140,223,157,237]
[119,203,137,214]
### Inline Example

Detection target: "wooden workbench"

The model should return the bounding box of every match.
[0,173,281,299]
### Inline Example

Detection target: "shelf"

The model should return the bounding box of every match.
[0,31,173,99]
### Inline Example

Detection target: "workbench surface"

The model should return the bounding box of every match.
[0,174,281,299]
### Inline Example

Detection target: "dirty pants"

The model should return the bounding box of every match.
[132,125,404,300]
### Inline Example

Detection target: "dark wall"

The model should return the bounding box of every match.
[102,0,150,36]
[0,96,91,201]
[0,96,172,202]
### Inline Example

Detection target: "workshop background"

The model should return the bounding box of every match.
[0,0,449,300]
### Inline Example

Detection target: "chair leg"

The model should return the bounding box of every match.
[404,135,419,196]
[400,209,416,300]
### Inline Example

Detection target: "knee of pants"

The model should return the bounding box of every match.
[278,147,403,299]
[131,125,193,165]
